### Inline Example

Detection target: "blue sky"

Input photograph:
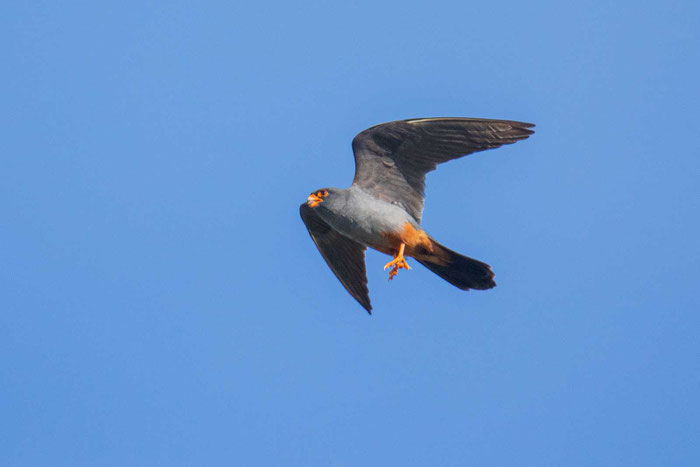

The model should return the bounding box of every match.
[2,0,699,465]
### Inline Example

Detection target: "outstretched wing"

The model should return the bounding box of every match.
[351,117,535,223]
[299,203,371,313]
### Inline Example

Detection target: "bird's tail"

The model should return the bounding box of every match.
[414,238,496,291]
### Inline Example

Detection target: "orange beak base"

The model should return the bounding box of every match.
[307,193,323,208]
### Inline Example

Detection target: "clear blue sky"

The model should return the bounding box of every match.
[2,0,699,465]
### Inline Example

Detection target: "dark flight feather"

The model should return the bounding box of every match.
[352,117,535,222]
[299,203,372,313]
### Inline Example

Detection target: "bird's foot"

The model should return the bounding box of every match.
[384,254,411,281]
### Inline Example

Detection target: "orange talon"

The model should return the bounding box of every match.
[383,243,411,281]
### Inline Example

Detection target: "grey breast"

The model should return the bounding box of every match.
[318,187,414,248]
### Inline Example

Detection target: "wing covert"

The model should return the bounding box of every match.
[351,117,535,222]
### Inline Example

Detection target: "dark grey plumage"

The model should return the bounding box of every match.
[301,117,535,313]
[299,203,371,312]
[352,118,535,222]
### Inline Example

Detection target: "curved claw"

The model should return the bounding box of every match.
[383,243,411,281]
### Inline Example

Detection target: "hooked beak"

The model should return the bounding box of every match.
[307,193,323,208]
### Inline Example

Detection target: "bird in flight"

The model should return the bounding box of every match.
[300,117,535,314]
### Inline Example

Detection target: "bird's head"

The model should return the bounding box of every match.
[306,188,336,208]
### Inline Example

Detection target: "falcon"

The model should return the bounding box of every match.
[300,117,535,313]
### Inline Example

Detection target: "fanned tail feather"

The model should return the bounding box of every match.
[415,238,496,291]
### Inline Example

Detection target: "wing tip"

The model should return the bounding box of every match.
[405,117,535,139]
[359,295,373,314]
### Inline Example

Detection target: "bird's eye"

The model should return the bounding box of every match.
[320,190,328,197]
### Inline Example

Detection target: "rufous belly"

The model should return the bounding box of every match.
[378,222,434,257]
